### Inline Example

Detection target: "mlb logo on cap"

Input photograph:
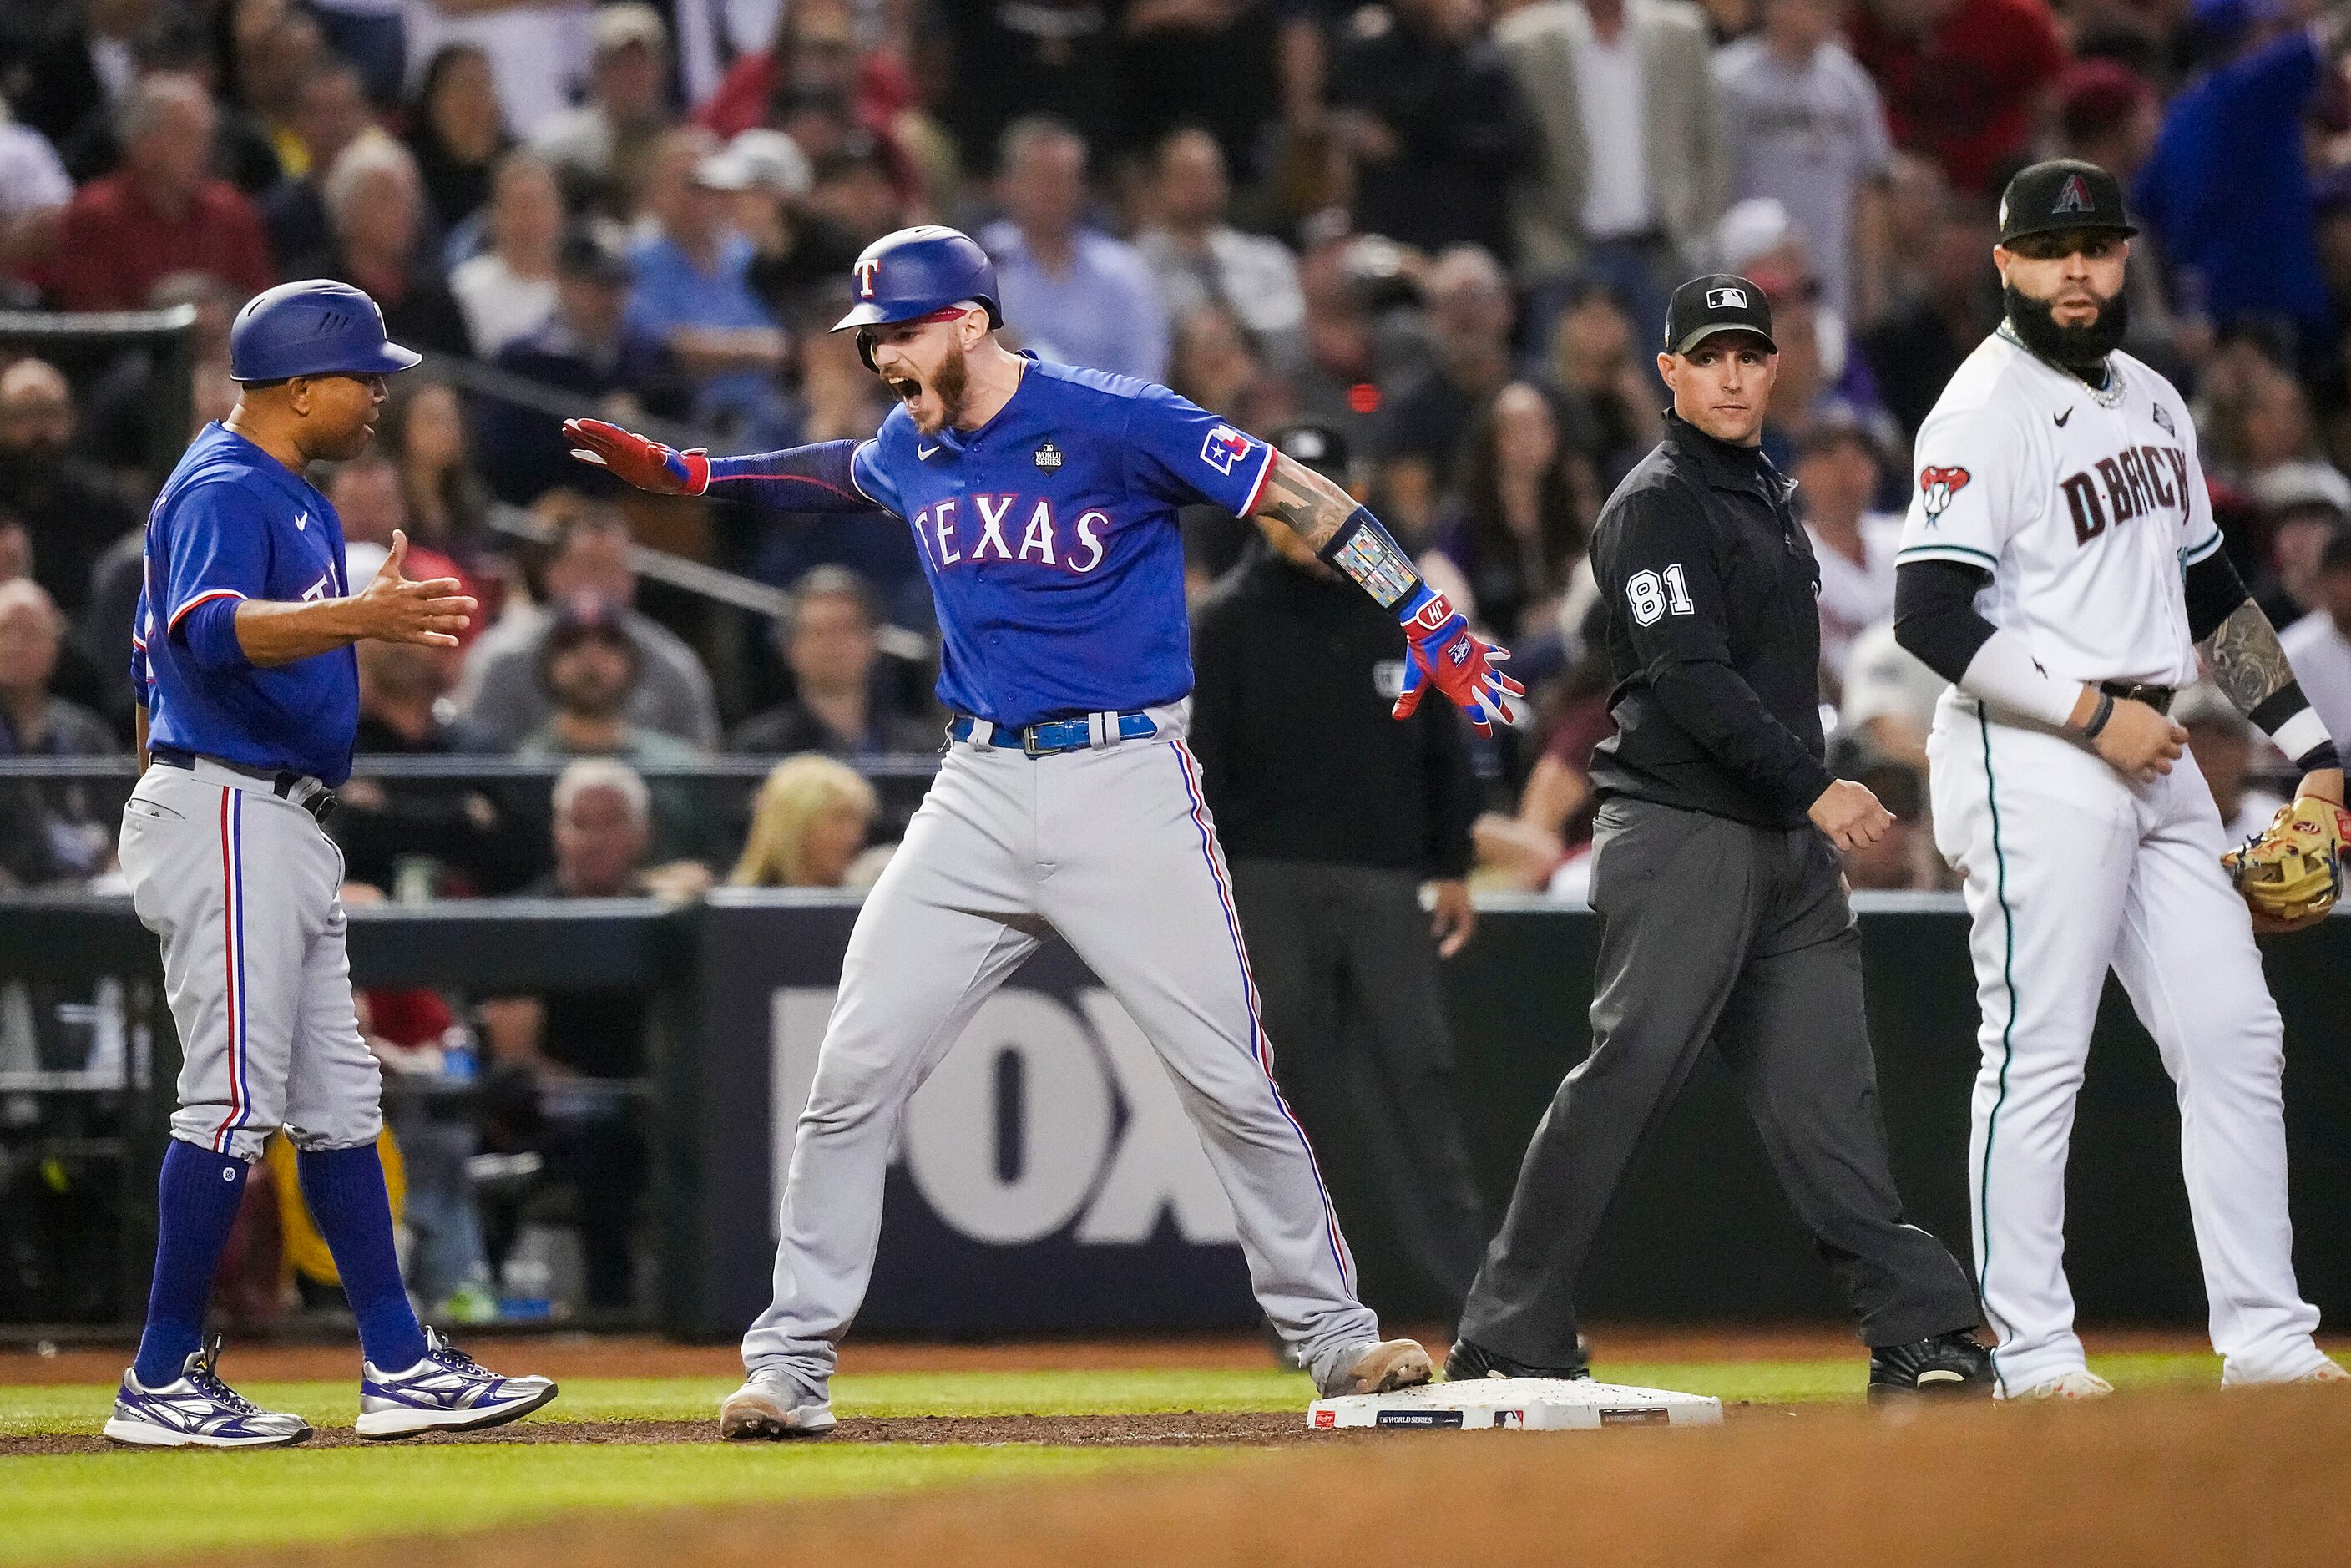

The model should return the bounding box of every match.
[1665,273,1777,356]
[1706,286,1748,310]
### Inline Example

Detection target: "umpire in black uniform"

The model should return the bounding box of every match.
[1191,423,1488,1320]
[1448,278,1991,1396]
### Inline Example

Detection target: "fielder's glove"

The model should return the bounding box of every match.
[2222,795,2349,933]
[564,417,710,495]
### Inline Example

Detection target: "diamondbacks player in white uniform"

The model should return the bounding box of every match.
[565,226,1521,1437]
[1891,162,2348,1398]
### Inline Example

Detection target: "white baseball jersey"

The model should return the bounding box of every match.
[1897,328,2219,690]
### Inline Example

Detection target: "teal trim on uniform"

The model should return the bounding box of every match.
[2179,529,2223,566]
[1898,542,2000,568]
[1974,706,2018,1398]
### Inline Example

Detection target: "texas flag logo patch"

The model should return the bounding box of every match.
[1919,465,1971,524]
[1200,424,1254,475]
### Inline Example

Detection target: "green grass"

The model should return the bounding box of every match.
[0,1443,1216,1565]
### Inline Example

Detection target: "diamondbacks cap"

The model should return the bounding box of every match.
[1663,274,1776,356]
[1998,159,2138,244]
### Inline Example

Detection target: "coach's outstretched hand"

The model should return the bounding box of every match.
[564,417,711,496]
[354,529,475,648]
[1393,588,1523,737]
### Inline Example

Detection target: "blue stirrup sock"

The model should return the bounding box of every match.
[297,1142,428,1373]
[131,1140,251,1387]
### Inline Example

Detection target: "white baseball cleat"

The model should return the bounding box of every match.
[2010,1369,2114,1401]
[2296,1360,2348,1383]
[356,1327,559,1439]
[1316,1338,1436,1399]
[720,1368,837,1439]
[103,1340,312,1449]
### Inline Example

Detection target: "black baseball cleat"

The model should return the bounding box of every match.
[1445,1338,1590,1383]
[1868,1330,1996,1400]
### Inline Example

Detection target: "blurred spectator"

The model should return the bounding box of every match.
[1330,0,1527,264]
[1114,0,1280,175]
[2175,683,2290,846]
[803,137,902,247]
[1861,192,2000,438]
[1284,236,1385,454]
[1714,0,1892,321]
[380,375,493,560]
[403,43,512,233]
[980,116,1170,383]
[402,0,595,137]
[730,753,881,888]
[710,129,859,326]
[0,579,121,890]
[1847,0,2068,197]
[1837,616,1943,773]
[1546,278,1664,490]
[2205,355,2320,493]
[1137,127,1307,373]
[1797,417,1899,688]
[1838,757,1936,890]
[533,4,675,210]
[624,129,789,440]
[2050,58,2194,378]
[477,757,689,1313]
[260,59,377,268]
[452,151,564,355]
[941,0,1124,165]
[307,1,409,109]
[1495,0,1721,332]
[2135,1,2344,346]
[731,568,935,756]
[231,0,327,176]
[2278,528,2351,750]
[1375,245,1515,537]
[461,504,720,747]
[0,0,159,156]
[0,94,73,285]
[1168,303,1281,429]
[0,359,141,624]
[39,73,276,311]
[333,639,524,898]
[2246,462,2350,626]
[481,225,682,502]
[1428,382,1593,644]
[695,0,916,149]
[300,135,473,358]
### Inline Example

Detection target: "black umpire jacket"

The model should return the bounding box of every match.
[1587,412,1834,829]
[1190,543,1481,878]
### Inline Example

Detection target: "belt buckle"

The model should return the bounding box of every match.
[1022,724,1047,758]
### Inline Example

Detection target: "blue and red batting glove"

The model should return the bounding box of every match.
[1393,585,1524,736]
[564,418,711,496]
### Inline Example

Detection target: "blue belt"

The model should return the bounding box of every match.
[949,711,1159,757]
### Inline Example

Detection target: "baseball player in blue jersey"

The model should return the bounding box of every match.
[106,281,554,1448]
[567,225,1522,1438]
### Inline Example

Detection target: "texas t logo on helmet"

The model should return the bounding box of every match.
[855,258,881,299]
[832,225,1004,370]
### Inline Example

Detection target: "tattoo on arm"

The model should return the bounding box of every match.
[2202,599,2296,716]
[1253,452,1354,551]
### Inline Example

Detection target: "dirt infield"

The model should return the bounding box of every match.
[203,1383,2351,1568]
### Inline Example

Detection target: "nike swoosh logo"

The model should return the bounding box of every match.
[918,445,939,460]
[2053,410,2071,427]
[295,511,309,530]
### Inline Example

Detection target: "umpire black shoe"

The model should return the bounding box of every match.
[1445,1338,1590,1383]
[1868,1330,1996,1400]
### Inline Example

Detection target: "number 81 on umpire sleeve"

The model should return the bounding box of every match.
[1626,564,1694,626]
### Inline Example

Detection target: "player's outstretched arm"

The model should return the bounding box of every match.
[2187,554,2343,806]
[222,529,477,668]
[1251,452,1524,735]
[564,418,883,514]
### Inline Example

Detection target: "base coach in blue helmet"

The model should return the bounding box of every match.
[105,281,555,1448]
[567,225,1524,1436]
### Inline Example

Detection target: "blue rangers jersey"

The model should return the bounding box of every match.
[846,357,1276,729]
[133,422,360,785]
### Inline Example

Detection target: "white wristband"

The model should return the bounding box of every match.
[1957,630,2081,727]
[2268,706,2334,764]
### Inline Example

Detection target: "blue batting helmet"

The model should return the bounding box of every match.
[831,226,1003,336]
[229,280,423,383]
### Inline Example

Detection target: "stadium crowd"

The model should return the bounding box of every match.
[6,0,2351,1316]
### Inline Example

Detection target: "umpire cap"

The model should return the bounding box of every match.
[832,225,1003,334]
[230,280,422,384]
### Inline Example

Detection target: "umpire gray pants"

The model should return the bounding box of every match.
[1458,798,1979,1363]
[1229,860,1485,1318]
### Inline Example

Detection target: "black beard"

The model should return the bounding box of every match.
[2004,282,2129,377]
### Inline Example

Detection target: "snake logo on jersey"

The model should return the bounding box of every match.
[2057,443,2188,546]
[1919,465,1972,524]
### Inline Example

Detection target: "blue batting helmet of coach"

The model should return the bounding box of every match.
[229,280,424,383]
[832,225,1003,343]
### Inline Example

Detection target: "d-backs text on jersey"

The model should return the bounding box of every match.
[2058,439,2189,547]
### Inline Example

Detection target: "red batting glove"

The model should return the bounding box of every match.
[564,417,711,496]
[1393,588,1524,737]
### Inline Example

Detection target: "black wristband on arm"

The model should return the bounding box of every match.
[1317,506,1424,610]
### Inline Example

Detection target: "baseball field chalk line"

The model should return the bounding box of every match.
[1307,1378,1725,1432]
